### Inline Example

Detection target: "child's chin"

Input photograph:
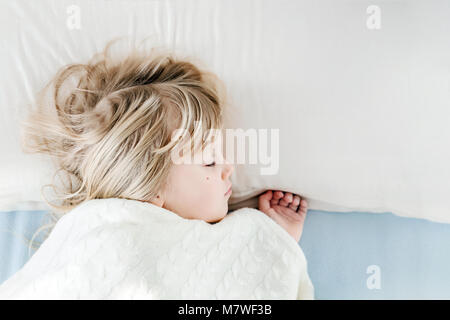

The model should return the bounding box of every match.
[208,212,227,224]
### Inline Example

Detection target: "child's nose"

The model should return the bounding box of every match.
[222,161,234,180]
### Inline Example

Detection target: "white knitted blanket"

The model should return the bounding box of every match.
[0,198,314,299]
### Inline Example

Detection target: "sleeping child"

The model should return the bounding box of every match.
[0,39,314,299]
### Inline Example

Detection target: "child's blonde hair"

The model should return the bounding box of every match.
[20,38,229,256]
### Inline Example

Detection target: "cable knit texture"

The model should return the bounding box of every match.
[0,198,314,299]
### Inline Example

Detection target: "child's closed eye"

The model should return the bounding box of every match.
[205,161,216,167]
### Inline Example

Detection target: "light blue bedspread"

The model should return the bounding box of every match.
[1,209,449,299]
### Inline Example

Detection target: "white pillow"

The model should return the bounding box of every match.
[1,0,449,224]
[223,1,450,224]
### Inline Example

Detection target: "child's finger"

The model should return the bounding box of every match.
[289,195,301,211]
[258,190,273,212]
[279,192,293,207]
[284,193,293,203]
[273,191,284,200]
[264,190,273,201]
[298,199,308,213]
[292,195,301,207]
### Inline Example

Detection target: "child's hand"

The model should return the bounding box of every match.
[258,190,308,243]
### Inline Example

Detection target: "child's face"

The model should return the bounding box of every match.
[157,143,234,223]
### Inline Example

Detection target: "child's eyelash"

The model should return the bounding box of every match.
[206,161,216,167]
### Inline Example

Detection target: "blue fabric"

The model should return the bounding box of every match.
[1,209,450,299]
[300,210,450,299]
[0,210,48,286]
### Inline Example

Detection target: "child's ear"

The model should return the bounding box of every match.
[151,193,165,207]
